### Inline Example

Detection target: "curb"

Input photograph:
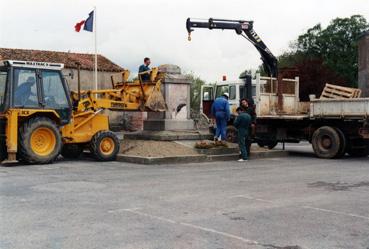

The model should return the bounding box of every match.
[116,150,289,165]
[120,131,213,141]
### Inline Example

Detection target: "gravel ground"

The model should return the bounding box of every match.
[121,139,200,157]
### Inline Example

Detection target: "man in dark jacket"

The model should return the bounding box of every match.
[234,107,251,162]
[240,98,256,155]
[211,93,230,141]
[138,57,151,82]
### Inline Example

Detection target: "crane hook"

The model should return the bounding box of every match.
[187,32,191,41]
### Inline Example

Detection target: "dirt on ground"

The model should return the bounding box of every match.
[121,139,199,157]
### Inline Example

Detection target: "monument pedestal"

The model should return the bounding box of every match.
[144,64,194,131]
[144,119,194,131]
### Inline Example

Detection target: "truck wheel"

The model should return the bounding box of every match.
[90,131,120,161]
[334,128,347,158]
[61,144,84,159]
[18,117,62,164]
[312,126,341,159]
[267,141,278,149]
[226,126,238,143]
[257,141,265,148]
[257,140,277,149]
[346,139,369,157]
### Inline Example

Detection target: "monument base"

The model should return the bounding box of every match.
[144,119,194,131]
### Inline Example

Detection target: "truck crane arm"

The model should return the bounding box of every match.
[186,18,278,77]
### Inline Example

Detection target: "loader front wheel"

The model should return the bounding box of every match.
[61,144,84,159]
[90,131,120,161]
[19,117,62,164]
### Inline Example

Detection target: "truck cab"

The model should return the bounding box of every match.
[0,60,72,124]
[201,75,260,122]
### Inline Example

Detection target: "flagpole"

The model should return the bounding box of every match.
[94,6,98,91]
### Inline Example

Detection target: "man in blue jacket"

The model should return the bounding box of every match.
[211,93,230,141]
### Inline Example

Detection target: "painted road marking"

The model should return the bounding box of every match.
[232,195,369,221]
[120,208,260,246]
[302,206,369,221]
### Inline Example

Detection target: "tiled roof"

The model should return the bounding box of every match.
[0,48,123,72]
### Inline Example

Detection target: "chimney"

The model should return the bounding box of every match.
[358,31,369,97]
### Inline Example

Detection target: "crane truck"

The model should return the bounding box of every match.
[0,60,166,164]
[187,17,369,159]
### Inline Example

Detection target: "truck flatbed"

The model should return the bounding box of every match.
[310,98,369,119]
[257,115,308,120]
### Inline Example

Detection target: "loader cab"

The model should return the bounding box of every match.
[0,60,72,125]
[200,75,254,118]
[0,66,8,113]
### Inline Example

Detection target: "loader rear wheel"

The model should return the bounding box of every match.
[312,126,341,159]
[90,131,120,161]
[61,144,84,159]
[19,117,62,164]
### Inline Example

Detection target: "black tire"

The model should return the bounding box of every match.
[257,141,265,148]
[90,131,120,161]
[334,128,347,158]
[18,117,62,164]
[267,140,278,150]
[226,125,238,143]
[257,140,277,149]
[312,126,341,159]
[61,144,84,159]
[346,139,369,157]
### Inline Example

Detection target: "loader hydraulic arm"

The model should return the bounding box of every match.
[186,18,278,77]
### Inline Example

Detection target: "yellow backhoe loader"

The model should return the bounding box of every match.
[0,60,166,164]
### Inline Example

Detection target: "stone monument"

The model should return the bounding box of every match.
[143,64,194,131]
[358,30,369,97]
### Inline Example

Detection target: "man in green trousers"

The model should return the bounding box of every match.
[234,107,251,162]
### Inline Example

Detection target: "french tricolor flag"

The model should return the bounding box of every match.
[75,11,94,32]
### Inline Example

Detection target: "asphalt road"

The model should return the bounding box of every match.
[1,144,369,249]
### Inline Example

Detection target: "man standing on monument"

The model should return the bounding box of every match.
[138,57,151,82]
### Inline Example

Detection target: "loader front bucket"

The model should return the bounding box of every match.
[145,81,167,112]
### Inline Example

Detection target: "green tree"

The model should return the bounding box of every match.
[186,73,206,113]
[296,15,368,86]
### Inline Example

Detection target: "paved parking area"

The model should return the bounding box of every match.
[1,145,369,249]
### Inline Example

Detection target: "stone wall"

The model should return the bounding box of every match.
[358,32,369,97]
[63,69,115,91]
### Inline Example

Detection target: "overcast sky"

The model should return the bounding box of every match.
[0,0,368,82]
